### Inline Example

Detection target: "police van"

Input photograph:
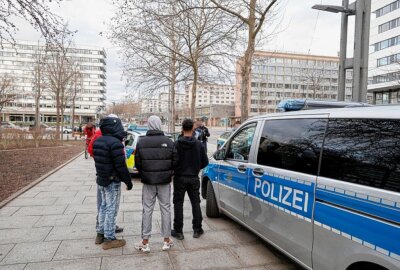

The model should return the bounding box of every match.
[201,103,400,270]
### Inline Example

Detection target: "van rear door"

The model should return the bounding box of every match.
[313,118,400,270]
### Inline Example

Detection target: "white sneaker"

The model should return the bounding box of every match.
[134,241,150,253]
[162,239,174,251]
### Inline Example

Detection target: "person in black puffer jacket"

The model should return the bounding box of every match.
[134,115,178,253]
[93,115,132,250]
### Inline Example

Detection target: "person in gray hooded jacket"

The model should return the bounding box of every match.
[134,115,178,253]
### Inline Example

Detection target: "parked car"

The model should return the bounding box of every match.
[0,121,19,129]
[217,130,233,149]
[124,130,147,174]
[28,123,50,131]
[127,124,148,132]
[202,102,400,270]
[63,126,73,134]
[125,130,173,174]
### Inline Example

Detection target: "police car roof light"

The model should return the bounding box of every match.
[277,99,372,112]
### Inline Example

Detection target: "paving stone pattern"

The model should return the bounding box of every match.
[0,154,296,270]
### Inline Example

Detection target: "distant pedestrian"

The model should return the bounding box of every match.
[172,119,209,240]
[92,115,132,250]
[134,115,178,253]
[194,120,210,154]
[78,124,83,137]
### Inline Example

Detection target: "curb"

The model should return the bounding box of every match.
[0,151,84,209]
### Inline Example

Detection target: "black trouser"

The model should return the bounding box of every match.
[173,176,203,233]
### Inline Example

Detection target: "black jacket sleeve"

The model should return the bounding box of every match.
[110,141,132,187]
[172,144,179,169]
[204,127,210,138]
[135,142,142,172]
[200,143,209,169]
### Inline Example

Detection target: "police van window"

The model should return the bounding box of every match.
[257,119,327,175]
[226,123,257,161]
[320,119,400,192]
[125,134,135,146]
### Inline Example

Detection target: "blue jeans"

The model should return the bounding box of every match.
[96,182,121,240]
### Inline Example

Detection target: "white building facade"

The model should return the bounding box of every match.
[0,41,107,123]
[368,0,400,104]
[237,51,354,117]
[185,83,236,107]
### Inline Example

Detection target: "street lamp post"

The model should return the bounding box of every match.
[312,0,371,103]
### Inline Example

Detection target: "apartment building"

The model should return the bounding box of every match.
[235,51,354,117]
[0,41,107,123]
[185,83,236,107]
[368,0,400,104]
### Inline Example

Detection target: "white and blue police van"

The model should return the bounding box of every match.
[201,100,400,270]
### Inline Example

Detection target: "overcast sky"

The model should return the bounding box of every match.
[13,0,353,102]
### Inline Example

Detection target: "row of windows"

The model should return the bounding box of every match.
[252,66,339,76]
[369,71,400,84]
[252,75,339,83]
[228,119,400,192]
[377,53,400,67]
[375,0,400,18]
[254,58,339,67]
[372,35,400,52]
[251,82,339,91]
[0,51,105,63]
[379,17,400,33]
[375,90,400,104]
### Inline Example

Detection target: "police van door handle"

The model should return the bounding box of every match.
[253,168,264,176]
[237,164,247,173]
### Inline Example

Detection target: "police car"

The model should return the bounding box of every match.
[201,101,400,270]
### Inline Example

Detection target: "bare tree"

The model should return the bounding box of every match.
[69,67,82,133]
[296,66,326,100]
[45,26,75,139]
[110,0,240,128]
[173,0,241,119]
[31,42,49,132]
[0,74,14,115]
[0,0,69,47]
[110,0,191,132]
[210,0,278,121]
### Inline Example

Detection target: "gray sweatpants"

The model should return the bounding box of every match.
[141,183,171,240]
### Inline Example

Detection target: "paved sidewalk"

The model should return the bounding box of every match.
[0,155,296,270]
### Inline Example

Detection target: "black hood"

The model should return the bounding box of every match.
[99,117,125,140]
[177,136,197,149]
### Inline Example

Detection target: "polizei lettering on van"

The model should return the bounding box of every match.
[248,174,315,219]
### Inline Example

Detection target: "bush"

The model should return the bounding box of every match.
[0,128,61,150]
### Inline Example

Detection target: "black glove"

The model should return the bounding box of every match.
[126,181,133,190]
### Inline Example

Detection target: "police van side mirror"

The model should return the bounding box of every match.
[214,148,225,160]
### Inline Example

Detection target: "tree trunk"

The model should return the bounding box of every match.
[34,64,41,148]
[240,0,256,122]
[190,67,198,119]
[56,89,60,140]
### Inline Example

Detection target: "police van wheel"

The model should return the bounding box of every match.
[206,181,219,218]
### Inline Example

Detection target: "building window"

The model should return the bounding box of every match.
[376,0,400,18]
[373,35,400,52]
[379,18,400,33]
[377,53,400,66]
[320,119,400,192]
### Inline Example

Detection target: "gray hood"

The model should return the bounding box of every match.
[147,115,162,131]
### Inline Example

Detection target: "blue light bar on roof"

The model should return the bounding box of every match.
[277,99,306,112]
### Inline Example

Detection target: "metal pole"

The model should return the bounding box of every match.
[352,0,371,102]
[360,0,371,103]
[338,0,349,101]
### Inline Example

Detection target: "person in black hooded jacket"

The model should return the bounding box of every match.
[171,118,209,240]
[93,115,132,250]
